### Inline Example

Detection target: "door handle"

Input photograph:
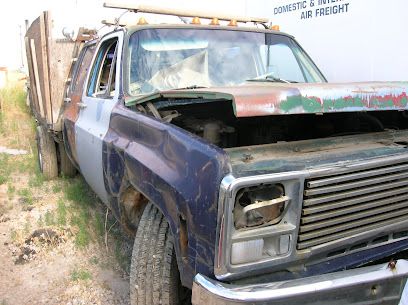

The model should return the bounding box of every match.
[77,102,87,109]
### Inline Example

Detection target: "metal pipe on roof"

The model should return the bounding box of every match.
[103,1,269,24]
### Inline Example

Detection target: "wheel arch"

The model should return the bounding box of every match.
[118,179,192,288]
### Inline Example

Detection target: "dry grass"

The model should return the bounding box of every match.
[0,76,131,270]
[0,75,34,151]
[0,76,130,305]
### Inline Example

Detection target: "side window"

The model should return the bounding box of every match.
[69,43,97,97]
[87,39,118,98]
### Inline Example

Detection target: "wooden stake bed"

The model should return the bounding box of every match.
[25,11,93,131]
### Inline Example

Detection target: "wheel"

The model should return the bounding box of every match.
[36,125,58,180]
[58,141,76,177]
[130,203,186,305]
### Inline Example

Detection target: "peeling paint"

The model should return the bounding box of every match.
[131,82,408,117]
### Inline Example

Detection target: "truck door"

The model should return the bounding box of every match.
[63,42,97,167]
[75,31,123,203]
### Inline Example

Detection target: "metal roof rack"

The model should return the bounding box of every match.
[103,1,269,24]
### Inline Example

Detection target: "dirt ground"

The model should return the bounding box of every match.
[0,78,132,304]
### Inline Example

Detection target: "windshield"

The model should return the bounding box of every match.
[127,28,326,96]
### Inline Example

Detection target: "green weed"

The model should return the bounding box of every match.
[10,229,17,242]
[24,219,31,235]
[93,211,105,241]
[57,199,67,226]
[0,112,4,135]
[44,210,55,226]
[70,268,92,281]
[89,256,99,265]
[0,85,28,114]
[7,183,15,200]
[0,154,10,182]
[18,188,33,205]
[52,183,62,193]
[65,178,94,208]
[71,209,91,248]
[64,178,95,248]
[37,215,44,227]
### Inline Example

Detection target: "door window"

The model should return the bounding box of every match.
[87,39,118,98]
[69,43,97,97]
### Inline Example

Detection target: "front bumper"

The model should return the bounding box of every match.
[192,260,408,305]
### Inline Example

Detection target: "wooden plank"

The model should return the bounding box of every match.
[39,12,52,125]
[48,40,77,128]
[24,36,40,116]
[45,11,77,129]
[45,11,53,125]
[30,39,45,118]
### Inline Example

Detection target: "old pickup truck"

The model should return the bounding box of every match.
[26,3,408,305]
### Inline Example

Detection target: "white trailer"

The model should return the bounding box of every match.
[247,0,408,82]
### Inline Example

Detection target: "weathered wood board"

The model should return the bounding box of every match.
[25,11,78,131]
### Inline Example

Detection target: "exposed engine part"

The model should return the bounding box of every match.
[146,102,161,119]
[203,122,221,144]
[181,118,235,145]
[160,110,180,122]
[202,121,235,145]
[141,99,408,149]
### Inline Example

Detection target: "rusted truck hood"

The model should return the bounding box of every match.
[226,130,408,177]
[132,82,408,117]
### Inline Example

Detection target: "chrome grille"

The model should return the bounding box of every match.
[298,161,408,250]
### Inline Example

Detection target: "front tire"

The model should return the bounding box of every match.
[36,125,58,180]
[130,203,181,305]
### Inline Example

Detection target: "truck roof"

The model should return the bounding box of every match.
[123,23,292,37]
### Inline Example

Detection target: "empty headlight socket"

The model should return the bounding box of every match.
[233,184,286,230]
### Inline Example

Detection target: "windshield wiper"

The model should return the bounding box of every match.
[171,85,208,90]
[247,74,297,83]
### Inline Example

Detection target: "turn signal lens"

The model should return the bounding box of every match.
[231,239,264,264]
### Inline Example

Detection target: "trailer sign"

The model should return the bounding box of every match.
[273,0,350,19]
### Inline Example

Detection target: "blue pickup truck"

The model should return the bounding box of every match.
[31,4,408,305]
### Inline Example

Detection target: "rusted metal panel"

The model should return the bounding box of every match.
[131,82,408,117]
[225,129,408,177]
[103,103,232,288]
[63,42,97,166]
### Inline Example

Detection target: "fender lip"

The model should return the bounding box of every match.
[192,260,408,304]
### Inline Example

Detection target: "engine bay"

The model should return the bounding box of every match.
[134,99,408,148]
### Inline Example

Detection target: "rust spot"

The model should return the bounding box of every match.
[371,285,378,296]
[388,259,397,271]
[242,153,253,163]
[179,214,188,260]
[119,187,148,236]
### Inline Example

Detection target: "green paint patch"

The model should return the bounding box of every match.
[279,93,407,114]
[401,96,408,107]
[322,97,365,111]
[370,98,395,109]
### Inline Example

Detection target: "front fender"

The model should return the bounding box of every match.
[103,104,231,288]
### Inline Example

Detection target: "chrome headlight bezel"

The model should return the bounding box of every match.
[214,171,307,281]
